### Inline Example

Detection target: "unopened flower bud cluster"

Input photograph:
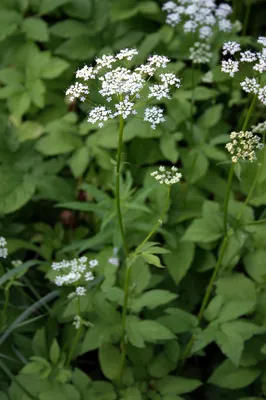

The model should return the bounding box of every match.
[66,48,181,130]
[52,256,98,297]
[151,165,182,185]
[221,37,266,106]
[225,131,264,163]
[252,121,266,134]
[189,42,212,64]
[0,237,8,258]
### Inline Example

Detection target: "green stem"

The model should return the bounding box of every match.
[223,164,234,234]
[237,165,261,221]
[190,66,195,137]
[66,298,82,367]
[118,258,131,385]
[242,0,251,36]
[242,94,257,132]
[182,235,229,362]
[116,116,129,257]
[135,186,171,254]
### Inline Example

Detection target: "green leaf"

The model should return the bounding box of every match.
[192,322,218,353]
[69,147,90,178]
[148,353,176,378]
[182,149,209,184]
[216,273,257,304]
[208,359,260,389]
[72,369,91,398]
[55,36,96,60]
[126,316,146,348]
[36,132,82,155]
[23,17,49,42]
[41,57,69,79]
[158,308,198,334]
[50,19,90,37]
[123,387,142,400]
[141,253,165,268]
[99,344,120,381]
[217,299,255,323]
[39,0,71,15]
[221,320,266,342]
[160,133,179,163]
[131,290,177,313]
[32,328,47,358]
[49,339,60,365]
[155,376,202,395]
[0,166,35,214]
[138,320,175,341]
[182,218,223,243]
[163,242,195,284]
[17,121,44,142]
[8,92,31,117]
[244,249,266,284]
[198,104,223,129]
[215,325,244,366]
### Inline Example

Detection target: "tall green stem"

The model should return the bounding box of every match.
[66,298,82,367]
[181,94,258,365]
[116,116,129,257]
[242,0,251,36]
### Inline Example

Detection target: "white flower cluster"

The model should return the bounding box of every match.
[163,0,232,35]
[252,120,266,134]
[151,165,182,185]
[189,42,212,64]
[0,237,8,258]
[73,315,81,329]
[52,256,98,297]
[66,49,181,130]
[108,247,119,266]
[225,131,264,163]
[221,38,266,105]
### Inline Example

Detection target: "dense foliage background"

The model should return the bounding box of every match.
[1,0,266,399]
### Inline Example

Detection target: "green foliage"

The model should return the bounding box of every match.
[1,0,266,399]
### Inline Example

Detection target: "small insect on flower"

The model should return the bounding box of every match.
[151,165,182,185]
[66,48,181,130]
[0,237,8,258]
[225,131,264,163]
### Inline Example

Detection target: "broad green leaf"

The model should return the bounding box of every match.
[138,320,175,341]
[141,253,165,268]
[23,17,49,42]
[17,121,44,142]
[158,308,198,334]
[217,299,255,323]
[99,344,120,381]
[182,149,209,184]
[72,369,91,398]
[131,290,177,313]
[126,316,145,348]
[39,0,71,15]
[41,57,69,79]
[36,132,82,155]
[160,133,179,163]
[215,325,244,366]
[198,104,223,129]
[216,273,257,304]
[208,359,260,389]
[244,250,266,284]
[68,147,90,178]
[123,387,142,400]
[204,295,224,322]
[163,242,195,284]
[155,376,202,395]
[32,328,47,358]
[8,92,31,117]
[130,258,151,294]
[221,320,266,342]
[49,339,60,365]
[39,385,80,400]
[55,36,96,60]
[182,218,223,243]
[148,353,175,378]
[192,322,218,353]
[50,20,90,37]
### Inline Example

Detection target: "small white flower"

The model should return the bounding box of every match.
[258,36,266,47]
[108,257,119,266]
[147,55,170,68]
[151,165,182,185]
[144,107,165,130]
[66,82,89,102]
[76,286,86,296]
[240,50,257,63]
[0,237,8,258]
[76,65,96,81]
[85,271,94,281]
[258,86,266,106]
[160,73,181,87]
[89,259,98,268]
[221,59,239,77]
[222,41,241,56]
[116,48,138,61]
[95,54,116,70]
[148,84,170,100]
[73,315,81,329]
[240,78,260,94]
[226,131,264,163]
[113,98,135,119]
[252,121,266,134]
[87,106,113,126]
[189,42,212,64]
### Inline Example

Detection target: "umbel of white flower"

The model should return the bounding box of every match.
[0,237,8,258]
[221,37,266,106]
[51,256,98,297]
[66,49,181,130]
[226,131,264,163]
[162,0,233,38]
[151,165,182,185]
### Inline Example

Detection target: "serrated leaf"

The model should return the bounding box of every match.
[138,320,175,341]
[141,253,165,268]
[131,290,177,313]
[215,326,244,366]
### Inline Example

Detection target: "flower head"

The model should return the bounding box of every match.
[222,41,241,55]
[221,59,239,77]
[73,315,81,329]
[0,237,8,258]
[189,42,212,64]
[52,256,98,296]
[151,165,182,185]
[66,49,181,130]
[225,131,264,163]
